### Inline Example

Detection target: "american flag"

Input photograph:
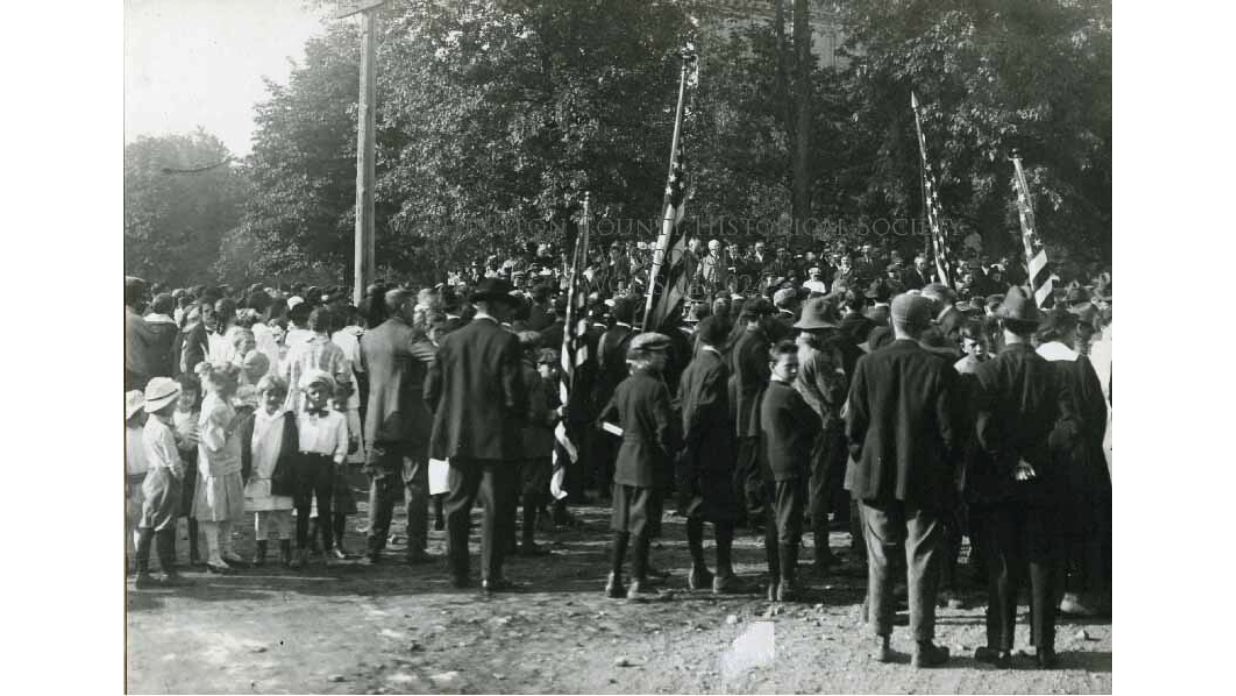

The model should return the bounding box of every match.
[551,194,593,500]
[646,142,691,330]
[1011,154,1055,309]
[910,91,954,287]
[644,54,696,331]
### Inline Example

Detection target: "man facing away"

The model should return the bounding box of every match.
[845,293,958,668]
[424,278,527,593]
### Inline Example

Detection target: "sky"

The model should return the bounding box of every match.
[125,0,331,156]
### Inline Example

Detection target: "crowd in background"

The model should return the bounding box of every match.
[124,231,1112,670]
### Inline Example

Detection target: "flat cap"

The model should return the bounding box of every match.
[627,332,671,357]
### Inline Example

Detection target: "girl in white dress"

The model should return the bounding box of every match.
[192,361,247,573]
[243,376,298,567]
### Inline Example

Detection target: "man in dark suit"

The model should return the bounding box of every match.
[845,293,957,668]
[970,288,1071,669]
[729,298,774,528]
[425,278,527,592]
[592,297,637,497]
[901,255,935,291]
[360,289,438,565]
[676,317,743,594]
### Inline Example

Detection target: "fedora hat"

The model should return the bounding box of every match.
[996,286,1042,324]
[794,297,841,331]
[469,277,518,304]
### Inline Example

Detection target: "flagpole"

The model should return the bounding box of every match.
[642,59,691,332]
[910,90,951,288]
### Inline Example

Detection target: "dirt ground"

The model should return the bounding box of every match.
[126,479,1112,695]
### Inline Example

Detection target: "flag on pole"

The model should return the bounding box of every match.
[910,91,954,287]
[644,51,697,331]
[647,144,691,331]
[1011,154,1055,309]
[551,194,592,500]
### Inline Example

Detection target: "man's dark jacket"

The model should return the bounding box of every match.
[360,316,436,453]
[845,339,959,510]
[424,317,526,461]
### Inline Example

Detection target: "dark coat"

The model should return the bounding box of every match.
[238,411,298,496]
[360,316,437,450]
[844,339,959,510]
[759,381,821,482]
[598,369,680,489]
[1039,344,1109,496]
[970,342,1070,503]
[540,318,565,357]
[519,361,555,459]
[425,317,526,461]
[729,326,770,438]
[677,348,736,510]
[594,323,635,410]
[143,316,179,380]
[178,321,211,377]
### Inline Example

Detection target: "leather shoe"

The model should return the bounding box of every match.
[912,642,950,668]
[974,646,1012,668]
[604,572,625,599]
[1036,647,1059,669]
[688,566,714,591]
[482,577,517,594]
[872,636,894,663]
[711,574,747,595]
[626,579,658,601]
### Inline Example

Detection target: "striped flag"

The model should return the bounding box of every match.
[551,194,593,500]
[1011,154,1055,309]
[644,53,697,331]
[646,143,691,330]
[910,91,954,287]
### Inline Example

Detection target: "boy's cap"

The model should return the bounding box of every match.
[627,332,671,357]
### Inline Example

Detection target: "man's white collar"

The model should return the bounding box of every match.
[1036,341,1079,362]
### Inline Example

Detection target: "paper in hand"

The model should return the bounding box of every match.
[601,422,624,437]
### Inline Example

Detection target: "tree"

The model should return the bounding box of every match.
[124,130,244,284]
[832,0,1112,260]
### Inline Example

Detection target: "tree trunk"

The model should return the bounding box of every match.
[791,0,812,233]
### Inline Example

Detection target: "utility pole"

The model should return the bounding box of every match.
[335,0,387,305]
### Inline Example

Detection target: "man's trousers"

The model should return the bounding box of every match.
[445,457,515,581]
[979,500,1063,652]
[859,500,944,642]
[365,441,428,557]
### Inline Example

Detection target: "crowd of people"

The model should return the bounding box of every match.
[124,233,1112,671]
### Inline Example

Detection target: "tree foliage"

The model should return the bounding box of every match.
[123,130,244,284]
[207,0,1112,285]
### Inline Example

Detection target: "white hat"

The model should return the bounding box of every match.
[126,390,146,420]
[287,296,305,310]
[142,378,181,414]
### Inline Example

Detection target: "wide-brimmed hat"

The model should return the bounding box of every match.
[996,287,1042,324]
[794,297,841,331]
[469,277,518,304]
[144,377,182,414]
[126,390,146,420]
